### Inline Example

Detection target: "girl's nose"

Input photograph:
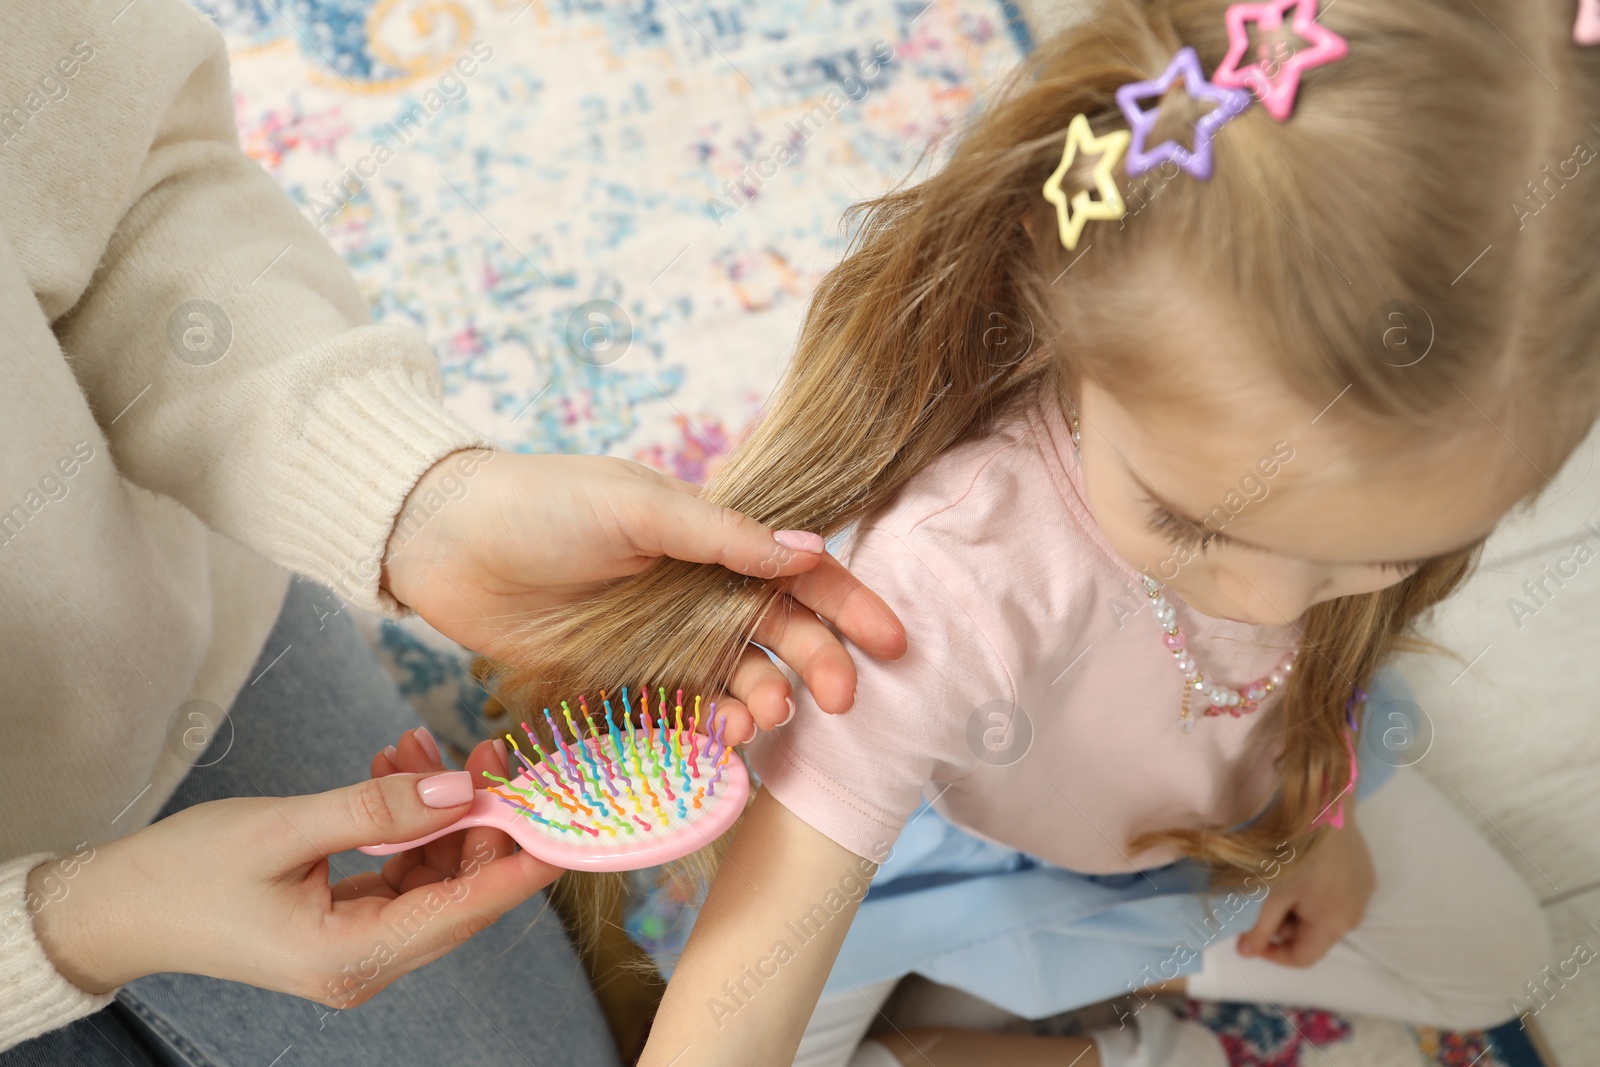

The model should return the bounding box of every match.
[1213,561,1328,625]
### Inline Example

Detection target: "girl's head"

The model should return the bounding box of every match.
[499,0,1600,881]
[1024,0,1598,629]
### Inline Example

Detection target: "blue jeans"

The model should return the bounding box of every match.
[3,579,620,1067]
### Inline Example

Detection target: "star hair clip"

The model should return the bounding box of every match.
[1041,113,1131,251]
[1040,0,1352,252]
[1212,0,1349,121]
[1116,46,1253,179]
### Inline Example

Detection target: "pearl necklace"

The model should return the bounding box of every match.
[1065,399,1297,732]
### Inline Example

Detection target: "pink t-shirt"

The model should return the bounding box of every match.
[748,394,1300,873]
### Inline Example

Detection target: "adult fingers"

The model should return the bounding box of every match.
[370,746,399,778]
[781,552,907,665]
[458,739,518,870]
[272,771,476,862]
[633,464,910,665]
[360,850,563,982]
[369,733,424,883]
[392,728,445,774]
[392,737,511,890]
[715,645,792,742]
[388,728,466,877]
[396,735,502,883]
[331,871,398,903]
[748,594,857,716]
[613,463,831,581]
[381,848,426,895]
[343,864,554,1000]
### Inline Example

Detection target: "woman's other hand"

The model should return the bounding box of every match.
[27,765,559,1009]
[369,727,521,895]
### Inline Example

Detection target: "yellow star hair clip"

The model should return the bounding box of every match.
[1042,114,1131,251]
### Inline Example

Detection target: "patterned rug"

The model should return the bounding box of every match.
[199,1,1549,1063]
[1175,1002,1547,1067]
[1010,996,1551,1067]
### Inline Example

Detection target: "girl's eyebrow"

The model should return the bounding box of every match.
[1127,470,1485,567]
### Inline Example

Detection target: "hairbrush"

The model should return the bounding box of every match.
[359,686,750,872]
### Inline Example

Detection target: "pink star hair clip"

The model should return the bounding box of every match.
[1578,0,1600,45]
[1115,47,1253,180]
[1213,0,1349,121]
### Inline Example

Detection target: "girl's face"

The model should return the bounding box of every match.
[1072,374,1535,626]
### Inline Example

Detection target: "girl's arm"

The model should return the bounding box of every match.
[640,788,879,1066]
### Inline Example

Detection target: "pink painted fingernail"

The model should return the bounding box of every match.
[381,745,398,762]
[414,727,443,764]
[777,696,796,727]
[492,738,509,768]
[417,770,473,808]
[774,529,825,553]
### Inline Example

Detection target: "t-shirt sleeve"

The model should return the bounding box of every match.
[746,526,1016,862]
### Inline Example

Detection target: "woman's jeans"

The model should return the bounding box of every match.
[2,578,620,1067]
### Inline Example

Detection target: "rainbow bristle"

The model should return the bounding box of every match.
[542,708,580,785]
[577,695,615,792]
[632,694,667,821]
[618,690,648,816]
[652,687,669,780]
[488,787,571,833]
[469,687,746,866]
[688,696,703,778]
[361,685,750,873]
[705,711,730,798]
[503,733,538,777]
[522,728,592,816]
[567,698,617,801]
[672,688,691,812]
[601,692,634,792]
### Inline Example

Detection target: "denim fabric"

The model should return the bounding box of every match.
[4,579,619,1067]
[814,668,1417,1018]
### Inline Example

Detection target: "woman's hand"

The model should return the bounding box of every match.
[379,450,908,731]
[1237,816,1376,967]
[28,766,559,1008]
[369,727,520,895]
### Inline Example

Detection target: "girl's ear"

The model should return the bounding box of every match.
[1021,212,1035,240]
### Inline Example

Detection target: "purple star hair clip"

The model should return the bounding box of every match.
[1214,0,1350,121]
[1115,47,1253,181]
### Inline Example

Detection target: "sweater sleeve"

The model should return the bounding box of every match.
[0,854,115,1053]
[12,0,483,614]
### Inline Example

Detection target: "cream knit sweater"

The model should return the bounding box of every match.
[0,0,486,1048]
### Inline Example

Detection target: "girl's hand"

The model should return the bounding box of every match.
[1237,817,1376,967]
[370,727,522,895]
[379,451,908,733]
[28,767,559,1008]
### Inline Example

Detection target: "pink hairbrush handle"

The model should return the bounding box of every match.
[357,758,750,873]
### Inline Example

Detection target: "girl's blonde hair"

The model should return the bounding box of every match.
[499,0,1600,948]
